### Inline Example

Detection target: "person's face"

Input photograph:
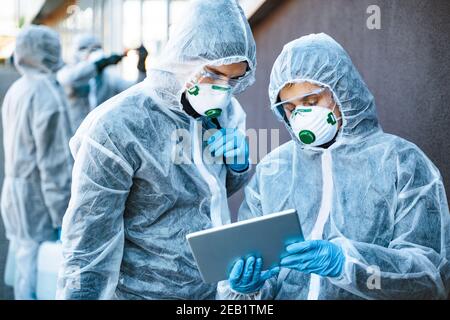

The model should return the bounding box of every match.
[79,44,102,61]
[279,82,342,129]
[188,61,248,88]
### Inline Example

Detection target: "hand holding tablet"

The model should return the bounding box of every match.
[186,209,303,283]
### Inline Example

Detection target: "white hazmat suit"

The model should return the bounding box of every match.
[218,33,450,300]
[56,0,256,299]
[1,25,73,299]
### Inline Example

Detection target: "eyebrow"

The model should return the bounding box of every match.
[274,88,325,108]
[206,66,227,77]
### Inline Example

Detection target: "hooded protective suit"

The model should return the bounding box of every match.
[217,33,450,300]
[57,34,134,131]
[1,25,73,299]
[56,0,256,300]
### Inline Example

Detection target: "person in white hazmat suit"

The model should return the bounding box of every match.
[56,0,255,299]
[57,34,147,131]
[1,25,73,300]
[217,33,450,300]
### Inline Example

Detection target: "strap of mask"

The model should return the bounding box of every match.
[181,92,202,119]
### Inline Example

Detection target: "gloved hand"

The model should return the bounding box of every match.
[207,128,249,172]
[280,240,345,277]
[137,44,148,73]
[229,256,280,294]
[94,54,124,73]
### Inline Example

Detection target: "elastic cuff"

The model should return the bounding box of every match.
[229,286,261,298]
[216,280,260,300]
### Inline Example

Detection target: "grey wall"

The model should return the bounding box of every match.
[229,0,450,216]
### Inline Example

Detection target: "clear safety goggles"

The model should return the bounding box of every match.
[271,87,336,121]
[193,67,248,89]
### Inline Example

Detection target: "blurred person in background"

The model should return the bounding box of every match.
[1,25,73,300]
[57,34,148,131]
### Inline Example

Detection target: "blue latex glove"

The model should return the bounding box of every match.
[207,128,249,172]
[280,240,345,277]
[229,256,280,294]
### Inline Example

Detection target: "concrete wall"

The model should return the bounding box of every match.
[228,0,450,216]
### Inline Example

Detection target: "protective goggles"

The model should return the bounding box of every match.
[193,67,249,89]
[271,87,336,122]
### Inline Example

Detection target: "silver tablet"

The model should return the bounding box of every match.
[186,209,303,283]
